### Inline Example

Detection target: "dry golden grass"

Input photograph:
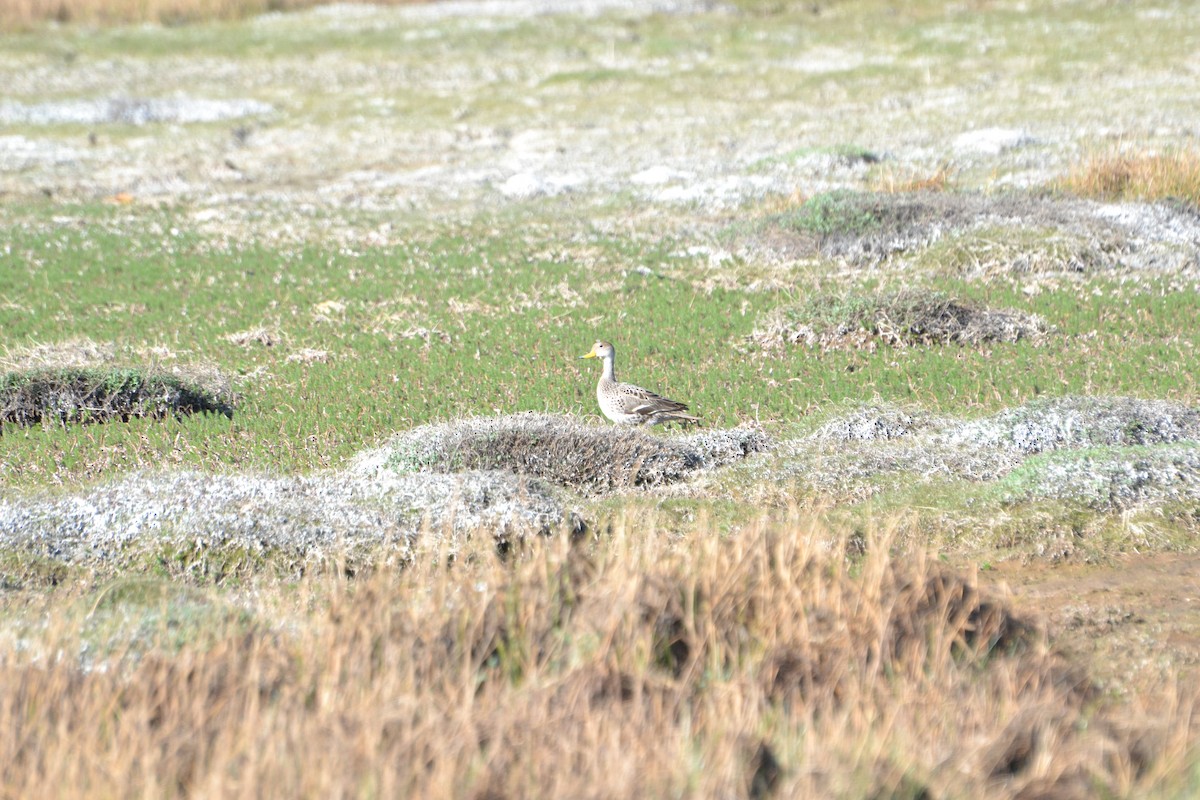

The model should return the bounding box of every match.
[1059,148,1200,207]
[872,162,954,194]
[0,0,423,28]
[2,515,1196,798]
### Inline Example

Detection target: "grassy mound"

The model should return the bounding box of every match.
[738,190,1200,275]
[996,443,1200,511]
[943,395,1200,454]
[779,396,1200,500]
[2,523,1187,798]
[363,413,772,493]
[0,468,578,584]
[752,290,1047,350]
[757,191,1032,260]
[0,367,234,426]
[810,404,937,442]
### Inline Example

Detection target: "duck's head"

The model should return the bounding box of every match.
[580,340,615,360]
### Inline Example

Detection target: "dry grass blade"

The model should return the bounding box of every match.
[873,162,955,194]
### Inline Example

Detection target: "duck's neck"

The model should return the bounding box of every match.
[601,354,616,383]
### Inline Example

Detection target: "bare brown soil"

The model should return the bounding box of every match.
[983,553,1200,689]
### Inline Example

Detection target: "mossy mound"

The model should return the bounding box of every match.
[753,290,1047,350]
[360,413,772,493]
[785,396,1200,503]
[996,443,1200,511]
[0,367,234,426]
[0,468,577,583]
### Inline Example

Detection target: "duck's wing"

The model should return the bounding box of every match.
[614,382,699,424]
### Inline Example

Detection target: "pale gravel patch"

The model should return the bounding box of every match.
[0,135,81,168]
[495,171,585,199]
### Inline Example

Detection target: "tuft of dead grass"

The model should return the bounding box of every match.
[872,162,955,194]
[751,290,1047,351]
[364,413,771,493]
[225,327,279,348]
[1,520,1194,798]
[0,338,118,372]
[1058,148,1200,208]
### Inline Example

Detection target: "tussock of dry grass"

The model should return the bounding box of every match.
[734,190,1199,276]
[367,413,771,493]
[751,290,1047,351]
[872,163,954,194]
[748,191,978,263]
[1,520,1193,798]
[1059,149,1200,208]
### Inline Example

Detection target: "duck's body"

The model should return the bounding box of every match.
[580,341,700,426]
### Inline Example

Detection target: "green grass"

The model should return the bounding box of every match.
[771,190,883,237]
[76,578,256,654]
[2,199,1198,489]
